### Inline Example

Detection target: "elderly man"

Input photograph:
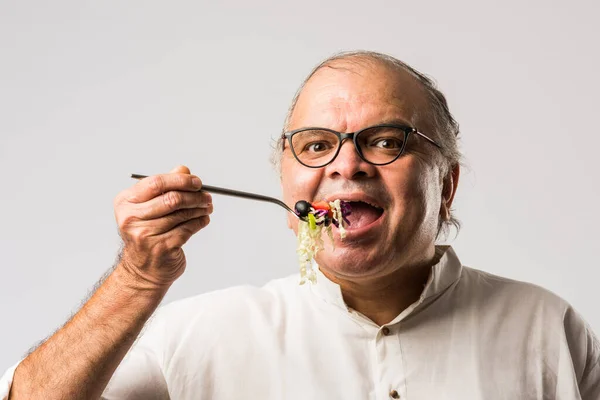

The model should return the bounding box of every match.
[2,51,599,399]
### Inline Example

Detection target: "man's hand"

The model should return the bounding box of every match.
[9,166,210,399]
[114,165,213,289]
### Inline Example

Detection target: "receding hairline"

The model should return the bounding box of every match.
[285,53,436,132]
[314,54,420,79]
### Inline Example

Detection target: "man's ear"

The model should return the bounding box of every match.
[440,163,460,221]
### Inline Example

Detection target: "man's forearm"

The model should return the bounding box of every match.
[9,265,168,400]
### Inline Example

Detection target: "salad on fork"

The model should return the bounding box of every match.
[294,199,352,284]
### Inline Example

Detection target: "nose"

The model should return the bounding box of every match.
[324,139,377,180]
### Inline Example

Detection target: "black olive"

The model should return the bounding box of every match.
[323,216,331,227]
[294,200,312,218]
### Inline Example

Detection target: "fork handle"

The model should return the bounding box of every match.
[130,174,300,219]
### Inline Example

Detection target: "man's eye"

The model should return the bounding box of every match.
[372,138,403,149]
[305,142,331,152]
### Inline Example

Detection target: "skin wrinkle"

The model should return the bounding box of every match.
[280,59,459,325]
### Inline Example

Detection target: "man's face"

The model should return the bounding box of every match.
[281,61,451,280]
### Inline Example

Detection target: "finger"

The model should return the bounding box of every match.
[137,191,212,220]
[165,216,211,248]
[170,165,191,174]
[128,173,203,203]
[153,205,214,234]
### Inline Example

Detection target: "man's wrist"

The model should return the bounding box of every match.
[111,263,172,300]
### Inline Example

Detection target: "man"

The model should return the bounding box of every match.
[2,51,599,399]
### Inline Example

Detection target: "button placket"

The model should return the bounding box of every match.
[376,325,405,400]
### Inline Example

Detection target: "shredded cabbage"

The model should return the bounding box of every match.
[329,199,347,239]
[297,200,348,285]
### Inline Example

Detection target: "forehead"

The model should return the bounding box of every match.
[290,59,431,132]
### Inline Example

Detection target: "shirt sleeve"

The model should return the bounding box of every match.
[580,358,600,400]
[0,361,20,400]
[562,305,600,400]
[0,308,171,400]
[578,323,600,400]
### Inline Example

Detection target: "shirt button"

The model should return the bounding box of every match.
[382,326,391,336]
[390,389,400,398]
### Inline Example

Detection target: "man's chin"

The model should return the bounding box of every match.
[316,249,388,279]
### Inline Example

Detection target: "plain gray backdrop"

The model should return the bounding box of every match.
[1,0,599,370]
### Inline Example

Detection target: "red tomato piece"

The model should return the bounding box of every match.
[311,201,330,210]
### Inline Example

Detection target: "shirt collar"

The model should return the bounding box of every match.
[420,245,462,301]
[309,245,463,317]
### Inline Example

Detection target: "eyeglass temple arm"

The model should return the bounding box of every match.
[413,130,442,149]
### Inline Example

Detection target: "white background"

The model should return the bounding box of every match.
[1,0,599,369]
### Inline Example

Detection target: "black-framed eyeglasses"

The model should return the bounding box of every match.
[282,123,441,168]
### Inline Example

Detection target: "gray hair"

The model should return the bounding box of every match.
[271,50,462,240]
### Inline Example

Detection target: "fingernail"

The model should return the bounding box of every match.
[192,177,202,188]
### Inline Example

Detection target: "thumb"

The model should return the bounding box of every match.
[170,165,191,174]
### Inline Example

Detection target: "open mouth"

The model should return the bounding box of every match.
[343,200,384,230]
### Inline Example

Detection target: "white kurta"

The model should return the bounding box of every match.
[2,246,599,399]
